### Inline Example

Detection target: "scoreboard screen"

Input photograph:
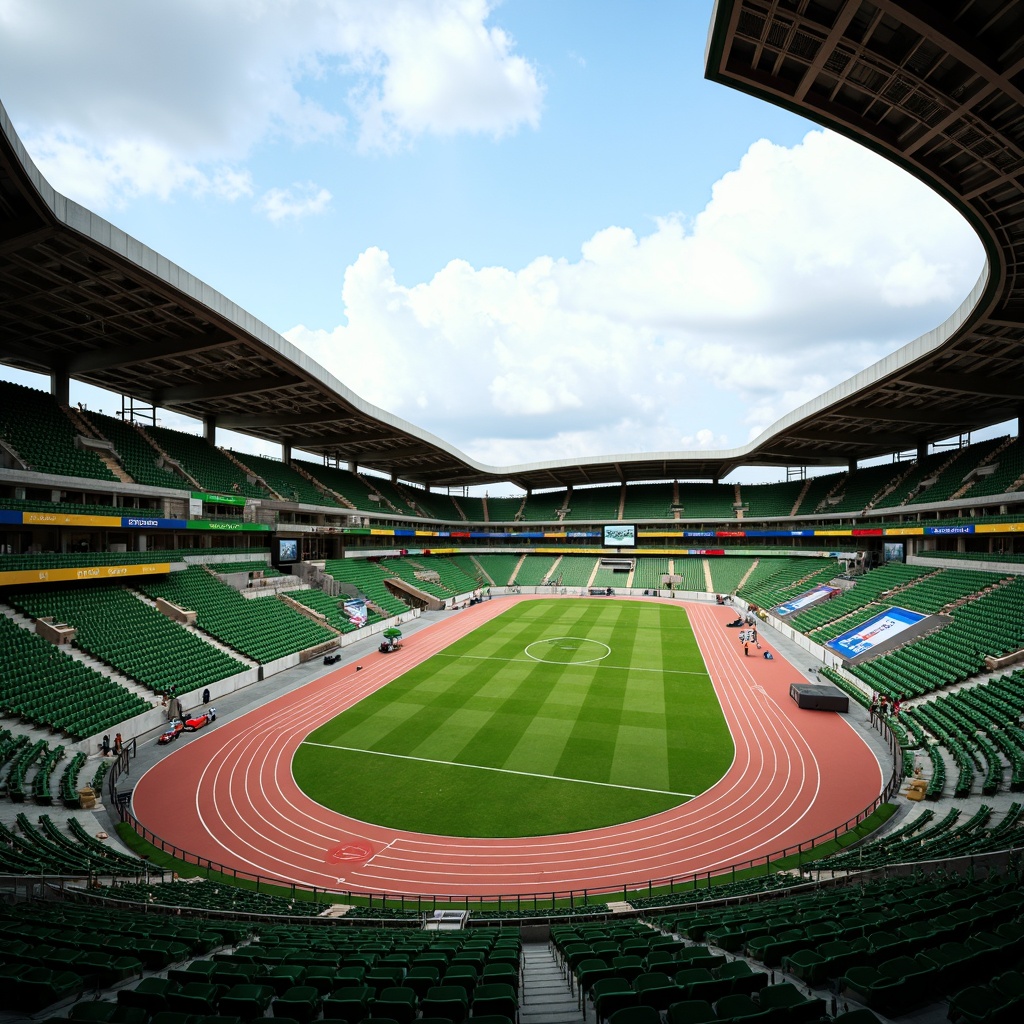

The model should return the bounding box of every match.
[603,524,637,548]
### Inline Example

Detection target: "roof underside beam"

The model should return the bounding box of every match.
[67,332,237,374]
[899,370,1024,398]
[153,374,303,404]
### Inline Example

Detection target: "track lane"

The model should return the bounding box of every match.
[133,596,882,896]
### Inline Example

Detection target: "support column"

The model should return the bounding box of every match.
[848,457,857,474]
[50,366,70,406]
[348,460,358,473]
[203,413,217,443]
[281,441,292,464]
[916,440,928,463]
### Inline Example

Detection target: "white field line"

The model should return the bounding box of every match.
[431,651,708,675]
[300,741,694,798]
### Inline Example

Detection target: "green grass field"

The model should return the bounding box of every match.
[292,599,733,837]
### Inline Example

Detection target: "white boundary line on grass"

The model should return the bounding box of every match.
[431,651,708,675]
[300,741,695,798]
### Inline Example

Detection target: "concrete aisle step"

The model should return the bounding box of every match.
[521,940,585,1024]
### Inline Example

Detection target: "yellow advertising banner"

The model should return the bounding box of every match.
[0,563,171,587]
[23,511,123,527]
[975,522,1024,533]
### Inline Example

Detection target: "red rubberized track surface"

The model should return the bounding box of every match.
[133,598,882,897]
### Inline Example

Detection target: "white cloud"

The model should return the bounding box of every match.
[285,129,984,467]
[0,0,542,205]
[256,183,333,223]
[340,0,544,151]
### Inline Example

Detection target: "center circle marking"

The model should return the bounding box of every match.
[524,636,611,665]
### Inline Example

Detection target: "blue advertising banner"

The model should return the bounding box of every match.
[827,606,926,659]
[776,584,840,616]
[121,516,188,530]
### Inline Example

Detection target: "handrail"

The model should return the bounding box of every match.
[108,715,905,913]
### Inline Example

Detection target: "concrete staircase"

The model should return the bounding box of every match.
[790,477,811,516]
[63,406,134,483]
[521,941,585,1024]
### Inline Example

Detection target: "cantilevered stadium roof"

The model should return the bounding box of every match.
[1,0,1022,490]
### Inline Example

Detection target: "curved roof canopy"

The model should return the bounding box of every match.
[1,0,1023,490]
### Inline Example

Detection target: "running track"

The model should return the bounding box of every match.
[132,597,883,897]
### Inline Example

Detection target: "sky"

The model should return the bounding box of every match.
[0,0,992,491]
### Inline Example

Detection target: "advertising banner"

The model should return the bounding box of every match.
[24,511,122,527]
[775,584,840,616]
[0,562,171,587]
[827,606,926,659]
[343,597,368,627]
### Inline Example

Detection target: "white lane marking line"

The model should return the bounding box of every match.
[300,741,694,798]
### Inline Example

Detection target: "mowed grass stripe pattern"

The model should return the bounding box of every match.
[293,600,733,837]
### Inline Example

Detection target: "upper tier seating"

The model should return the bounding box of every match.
[791,472,839,515]
[676,483,735,518]
[83,411,185,489]
[292,461,402,514]
[0,380,117,482]
[144,425,268,499]
[232,452,337,506]
[818,462,903,514]
[564,486,621,521]
[520,491,567,521]
[739,480,806,518]
[880,436,1007,507]
[485,496,523,521]
[141,567,335,663]
[622,482,676,520]
[401,488,466,520]
[7,585,247,696]
[961,436,1024,499]
[0,614,151,738]
[360,476,422,516]
[456,494,486,520]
